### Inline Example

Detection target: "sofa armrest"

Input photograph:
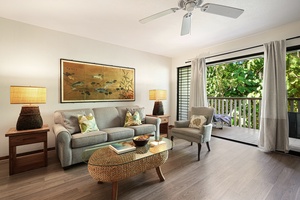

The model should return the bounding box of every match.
[52,124,72,168]
[174,120,190,128]
[145,116,161,140]
[53,124,69,137]
[202,123,213,143]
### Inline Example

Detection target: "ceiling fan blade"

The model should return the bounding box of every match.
[201,3,244,18]
[139,8,179,24]
[181,12,192,36]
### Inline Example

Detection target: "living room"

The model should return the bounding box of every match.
[1,1,300,199]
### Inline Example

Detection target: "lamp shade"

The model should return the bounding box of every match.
[149,90,166,115]
[10,86,46,130]
[149,90,167,101]
[10,86,46,104]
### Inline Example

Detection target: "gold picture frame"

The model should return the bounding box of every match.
[60,59,135,103]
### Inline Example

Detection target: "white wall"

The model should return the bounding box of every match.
[170,20,300,124]
[0,17,172,157]
[2,16,300,158]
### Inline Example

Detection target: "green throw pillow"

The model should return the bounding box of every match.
[78,113,99,133]
[124,111,142,127]
[189,115,207,129]
[126,107,146,123]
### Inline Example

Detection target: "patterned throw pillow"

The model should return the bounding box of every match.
[126,107,146,123]
[78,113,99,133]
[189,115,207,129]
[124,111,142,127]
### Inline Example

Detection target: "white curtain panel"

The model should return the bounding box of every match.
[189,57,208,111]
[258,40,289,153]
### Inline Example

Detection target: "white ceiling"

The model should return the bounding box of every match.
[1,0,300,58]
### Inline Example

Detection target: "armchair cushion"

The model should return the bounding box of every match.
[174,120,190,128]
[189,115,207,129]
[172,127,204,140]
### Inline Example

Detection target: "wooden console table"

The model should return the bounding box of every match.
[5,125,49,175]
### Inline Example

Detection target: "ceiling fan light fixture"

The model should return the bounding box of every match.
[186,2,196,12]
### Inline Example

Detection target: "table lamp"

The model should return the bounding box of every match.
[149,89,166,115]
[10,86,46,130]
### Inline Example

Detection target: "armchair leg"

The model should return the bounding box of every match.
[191,142,193,146]
[171,136,174,150]
[197,143,202,161]
[206,142,211,151]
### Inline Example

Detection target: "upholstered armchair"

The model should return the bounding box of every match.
[170,107,214,161]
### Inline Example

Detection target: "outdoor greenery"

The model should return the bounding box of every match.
[207,51,300,98]
[206,51,300,128]
[286,51,300,97]
[207,58,264,97]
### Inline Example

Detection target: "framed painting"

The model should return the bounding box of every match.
[60,59,135,103]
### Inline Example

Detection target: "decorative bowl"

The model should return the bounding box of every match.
[133,135,150,146]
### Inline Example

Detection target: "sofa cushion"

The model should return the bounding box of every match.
[71,131,107,148]
[101,127,134,141]
[128,124,156,136]
[54,108,94,134]
[124,111,142,127]
[78,113,99,133]
[93,107,121,129]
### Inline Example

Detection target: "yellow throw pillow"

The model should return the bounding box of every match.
[78,113,99,133]
[124,111,142,127]
[189,115,207,129]
[126,107,146,123]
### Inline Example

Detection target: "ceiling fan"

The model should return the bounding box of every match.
[139,0,244,36]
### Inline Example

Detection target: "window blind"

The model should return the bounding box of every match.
[177,66,191,120]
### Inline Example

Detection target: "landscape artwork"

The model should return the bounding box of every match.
[60,59,135,103]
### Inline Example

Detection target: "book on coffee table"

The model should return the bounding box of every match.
[109,142,136,154]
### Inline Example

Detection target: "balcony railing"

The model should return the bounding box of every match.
[208,97,300,129]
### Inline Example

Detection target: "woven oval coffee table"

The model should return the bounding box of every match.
[83,137,172,200]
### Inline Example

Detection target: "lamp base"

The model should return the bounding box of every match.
[152,101,164,115]
[16,105,43,130]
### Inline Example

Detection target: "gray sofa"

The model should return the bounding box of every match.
[52,105,161,168]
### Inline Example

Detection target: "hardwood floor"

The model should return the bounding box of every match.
[1,137,300,200]
[212,126,259,146]
[212,126,300,153]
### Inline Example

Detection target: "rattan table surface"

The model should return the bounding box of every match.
[82,137,172,167]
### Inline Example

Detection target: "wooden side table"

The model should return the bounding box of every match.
[5,124,49,175]
[147,115,170,137]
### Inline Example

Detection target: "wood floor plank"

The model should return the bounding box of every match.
[1,137,300,200]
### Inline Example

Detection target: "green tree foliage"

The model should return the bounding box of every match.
[207,58,264,97]
[207,52,300,98]
[286,51,300,97]
[206,53,300,127]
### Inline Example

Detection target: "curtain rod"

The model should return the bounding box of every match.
[185,35,300,64]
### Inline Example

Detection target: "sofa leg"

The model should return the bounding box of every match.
[197,143,202,161]
[191,142,193,146]
[171,136,174,150]
[206,142,211,151]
